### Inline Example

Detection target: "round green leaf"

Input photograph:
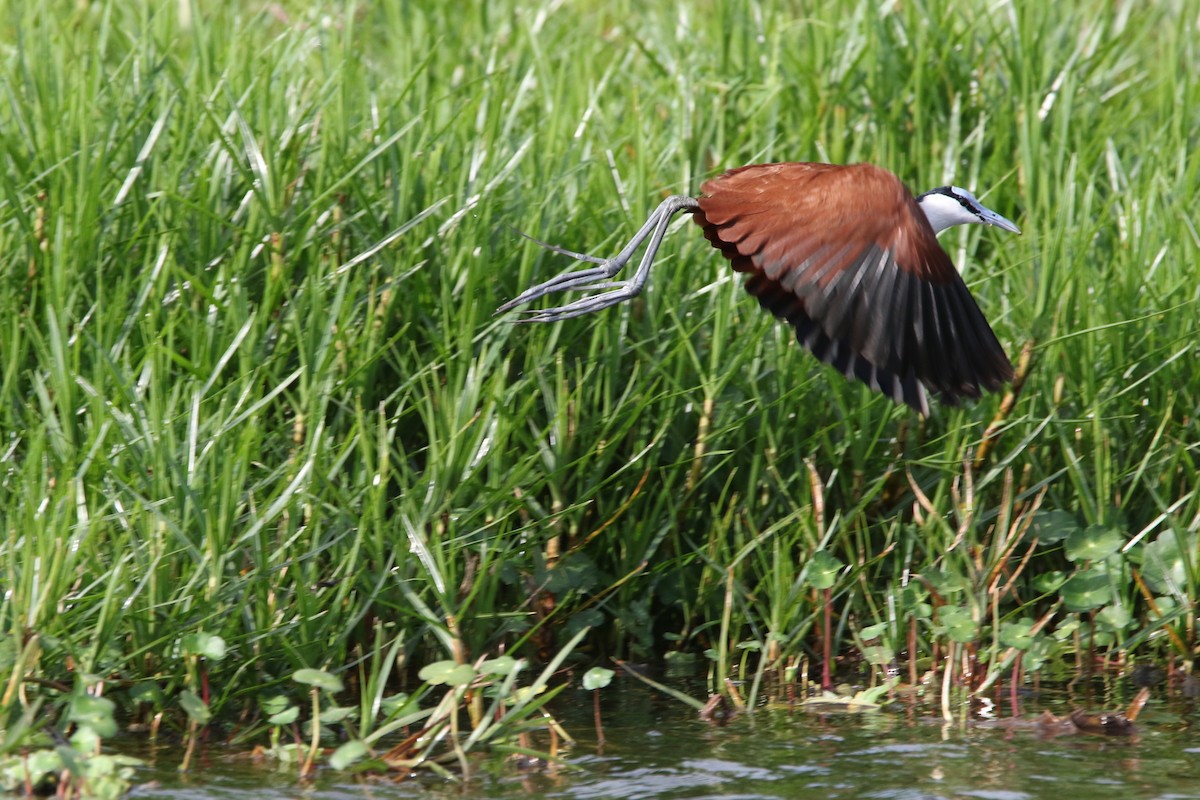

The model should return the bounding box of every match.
[1065,524,1126,562]
[417,660,457,683]
[922,570,970,597]
[319,705,356,724]
[569,608,606,631]
[1146,595,1179,622]
[292,668,344,693]
[70,726,102,754]
[1032,570,1067,594]
[1059,568,1112,611]
[128,682,163,706]
[69,695,117,739]
[899,585,933,619]
[1140,530,1196,595]
[934,605,978,643]
[1096,603,1132,632]
[861,645,894,666]
[900,584,928,606]
[582,667,614,691]
[999,620,1035,650]
[380,693,412,714]
[906,601,933,619]
[56,746,84,784]
[259,692,291,715]
[444,664,477,686]
[1052,617,1082,642]
[178,690,211,724]
[267,706,300,726]
[9,750,64,787]
[512,685,546,703]
[181,632,227,661]
[479,656,519,676]
[1023,635,1055,672]
[1028,509,1080,544]
[805,550,843,590]
[858,622,889,640]
[418,661,476,686]
[270,743,303,764]
[329,740,369,771]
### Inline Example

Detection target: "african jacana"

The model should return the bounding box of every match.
[497,162,1020,416]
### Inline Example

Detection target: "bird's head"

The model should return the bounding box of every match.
[917,186,1021,236]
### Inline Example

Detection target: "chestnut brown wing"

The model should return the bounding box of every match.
[694,162,1013,415]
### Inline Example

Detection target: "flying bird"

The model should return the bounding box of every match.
[497,162,1020,416]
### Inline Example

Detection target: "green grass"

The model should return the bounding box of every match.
[1,0,1198,779]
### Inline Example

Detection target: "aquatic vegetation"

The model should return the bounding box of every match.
[0,0,1197,787]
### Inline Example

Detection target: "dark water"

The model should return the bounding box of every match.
[128,683,1200,800]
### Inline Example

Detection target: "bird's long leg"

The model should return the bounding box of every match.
[496,195,700,321]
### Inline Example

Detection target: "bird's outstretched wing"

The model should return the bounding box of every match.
[694,162,1013,415]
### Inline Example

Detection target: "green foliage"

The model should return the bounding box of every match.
[805,551,844,590]
[418,661,478,688]
[0,747,142,800]
[178,690,211,725]
[293,669,344,693]
[583,667,615,691]
[0,0,1197,776]
[0,688,142,798]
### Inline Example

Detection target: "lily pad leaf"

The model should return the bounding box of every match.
[329,740,370,771]
[128,683,163,706]
[1060,568,1112,611]
[1096,603,1132,632]
[179,690,211,724]
[1028,509,1080,544]
[1032,570,1067,594]
[259,693,291,716]
[418,661,475,687]
[582,667,614,691]
[18,750,65,784]
[934,605,978,643]
[478,656,519,676]
[267,706,300,726]
[319,705,356,724]
[181,632,227,661]
[1140,530,1196,595]
[69,695,118,738]
[858,622,889,640]
[923,569,971,597]
[70,726,102,755]
[805,550,843,590]
[861,645,894,666]
[999,620,1035,650]
[380,693,412,715]
[801,678,896,710]
[293,669,344,693]
[1065,524,1125,562]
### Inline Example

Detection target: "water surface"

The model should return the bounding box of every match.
[128,683,1200,800]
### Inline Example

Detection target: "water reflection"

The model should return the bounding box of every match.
[127,683,1199,800]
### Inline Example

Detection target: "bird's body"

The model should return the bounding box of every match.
[498,161,1020,416]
